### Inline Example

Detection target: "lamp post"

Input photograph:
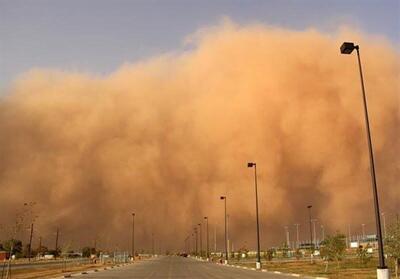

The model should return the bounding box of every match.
[311,219,318,247]
[307,205,313,250]
[340,42,388,278]
[28,223,34,261]
[131,213,135,259]
[247,162,261,270]
[198,223,203,258]
[294,224,300,249]
[194,227,198,257]
[204,217,209,261]
[220,196,228,264]
[55,228,59,259]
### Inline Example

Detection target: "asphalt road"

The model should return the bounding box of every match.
[81,256,296,278]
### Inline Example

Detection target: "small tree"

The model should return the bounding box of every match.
[294,248,302,260]
[281,243,289,258]
[2,239,23,257]
[356,244,372,265]
[264,248,274,261]
[320,233,346,272]
[82,247,96,258]
[385,218,400,278]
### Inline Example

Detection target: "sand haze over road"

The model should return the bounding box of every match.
[0,21,399,252]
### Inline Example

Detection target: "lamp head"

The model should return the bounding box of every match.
[204,216,207,220]
[247,162,255,167]
[220,196,226,200]
[340,42,357,54]
[307,205,312,209]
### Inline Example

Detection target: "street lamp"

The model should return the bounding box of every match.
[247,162,261,270]
[204,217,209,261]
[220,196,228,264]
[131,213,135,260]
[55,228,59,259]
[340,42,388,279]
[194,227,198,257]
[198,223,203,258]
[307,206,313,250]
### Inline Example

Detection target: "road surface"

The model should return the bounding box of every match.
[81,256,296,278]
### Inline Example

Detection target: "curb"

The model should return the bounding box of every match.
[214,261,329,279]
[48,262,134,278]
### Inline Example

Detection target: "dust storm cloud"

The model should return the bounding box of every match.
[0,22,399,252]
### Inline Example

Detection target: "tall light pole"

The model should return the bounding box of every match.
[294,224,300,249]
[131,213,135,259]
[198,223,203,258]
[284,226,290,248]
[204,217,209,260]
[28,223,34,261]
[307,205,313,250]
[151,232,155,256]
[194,227,198,257]
[340,42,388,278]
[311,219,318,247]
[220,196,228,264]
[381,213,386,239]
[362,223,366,239]
[55,228,59,259]
[247,162,261,270]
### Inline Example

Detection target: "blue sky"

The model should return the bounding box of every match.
[0,0,399,87]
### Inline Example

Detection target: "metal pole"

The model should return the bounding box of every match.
[132,213,135,259]
[294,224,300,249]
[253,164,261,268]
[224,198,228,263]
[381,213,386,239]
[194,228,198,256]
[204,217,209,260]
[151,232,154,255]
[285,226,290,248]
[312,219,317,247]
[55,228,59,259]
[198,223,202,258]
[28,223,33,261]
[307,206,313,250]
[362,224,366,239]
[355,46,386,269]
[38,236,42,256]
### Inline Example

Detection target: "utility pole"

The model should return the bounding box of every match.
[362,224,366,239]
[204,217,209,260]
[348,224,352,247]
[220,196,228,264]
[131,213,135,259]
[294,224,300,249]
[55,228,59,259]
[284,226,290,248]
[214,224,217,254]
[198,223,202,258]
[381,213,386,239]
[194,228,198,256]
[311,219,318,247]
[38,236,42,256]
[28,223,34,261]
[151,232,155,255]
[307,206,313,250]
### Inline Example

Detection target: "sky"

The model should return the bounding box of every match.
[1,0,399,88]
